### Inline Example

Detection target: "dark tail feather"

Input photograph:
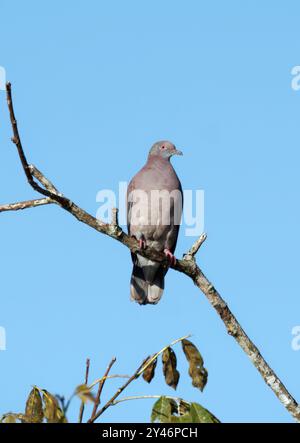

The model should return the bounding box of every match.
[130,264,164,305]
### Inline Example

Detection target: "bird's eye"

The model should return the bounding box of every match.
[161,145,165,149]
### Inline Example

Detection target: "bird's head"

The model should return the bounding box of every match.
[148,141,183,160]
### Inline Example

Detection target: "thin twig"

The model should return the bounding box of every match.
[184,232,207,258]
[88,374,130,389]
[6,82,33,184]
[88,335,190,423]
[112,395,184,406]
[90,357,116,420]
[0,198,53,212]
[111,208,119,226]
[3,82,300,422]
[88,358,149,423]
[78,358,90,423]
[29,165,61,195]
[6,82,70,207]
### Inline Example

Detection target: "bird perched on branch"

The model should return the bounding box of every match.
[127,141,183,305]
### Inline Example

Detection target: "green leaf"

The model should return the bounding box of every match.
[151,396,178,423]
[142,356,157,384]
[151,397,220,424]
[182,339,208,391]
[190,402,220,423]
[170,411,193,423]
[162,348,180,390]
[42,390,67,423]
[25,387,43,423]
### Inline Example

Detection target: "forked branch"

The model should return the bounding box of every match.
[1,82,300,422]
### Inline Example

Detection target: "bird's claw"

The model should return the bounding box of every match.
[164,249,176,266]
[139,239,147,250]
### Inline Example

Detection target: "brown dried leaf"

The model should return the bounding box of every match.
[0,413,33,423]
[178,399,190,416]
[42,390,67,423]
[142,356,157,383]
[0,414,17,423]
[162,347,180,390]
[25,387,43,423]
[182,339,208,391]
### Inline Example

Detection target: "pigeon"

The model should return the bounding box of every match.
[127,141,183,305]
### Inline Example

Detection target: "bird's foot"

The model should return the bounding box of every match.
[138,238,147,250]
[164,249,176,266]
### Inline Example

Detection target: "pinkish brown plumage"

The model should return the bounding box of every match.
[127,141,183,305]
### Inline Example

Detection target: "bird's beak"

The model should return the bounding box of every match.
[173,148,183,156]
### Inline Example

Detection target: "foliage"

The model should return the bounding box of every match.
[151,397,219,424]
[0,336,219,424]
[0,387,67,424]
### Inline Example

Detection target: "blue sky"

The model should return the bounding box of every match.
[0,0,300,423]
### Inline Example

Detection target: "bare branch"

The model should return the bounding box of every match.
[6,82,33,184]
[6,82,70,208]
[184,232,207,258]
[0,198,53,212]
[3,82,300,422]
[88,334,193,423]
[78,358,90,423]
[112,395,182,406]
[28,165,61,195]
[111,208,119,226]
[88,375,130,388]
[90,357,116,420]
[88,358,149,423]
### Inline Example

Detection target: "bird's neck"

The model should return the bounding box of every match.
[147,155,170,167]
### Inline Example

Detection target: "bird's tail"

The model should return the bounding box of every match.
[130,264,165,305]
